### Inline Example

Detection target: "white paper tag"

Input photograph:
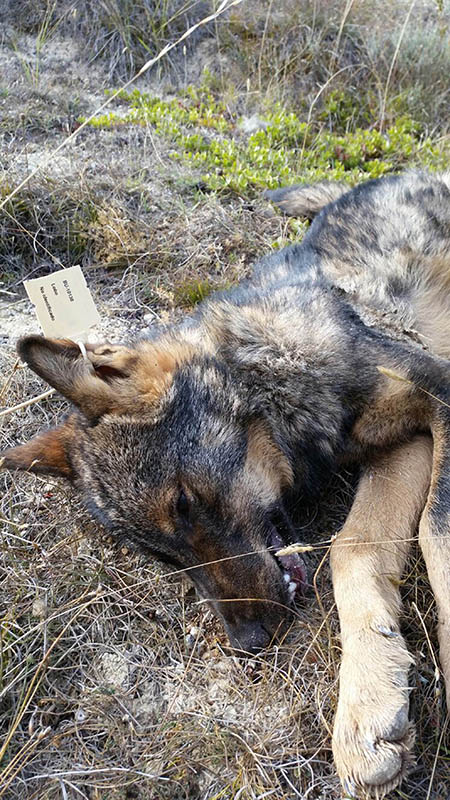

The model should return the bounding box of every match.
[24,266,100,340]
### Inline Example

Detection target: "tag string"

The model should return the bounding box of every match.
[77,341,88,361]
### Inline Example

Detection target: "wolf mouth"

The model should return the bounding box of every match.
[269,526,308,601]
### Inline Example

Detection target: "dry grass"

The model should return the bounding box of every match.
[0,0,215,84]
[223,0,450,134]
[1,1,449,131]
[1,1,450,798]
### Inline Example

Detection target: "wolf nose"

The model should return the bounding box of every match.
[229,621,273,655]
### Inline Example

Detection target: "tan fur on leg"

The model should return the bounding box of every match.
[331,436,432,798]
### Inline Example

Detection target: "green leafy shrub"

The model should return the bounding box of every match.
[82,88,448,198]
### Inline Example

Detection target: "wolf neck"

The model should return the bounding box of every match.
[186,289,375,492]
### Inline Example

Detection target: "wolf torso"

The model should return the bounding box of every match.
[173,171,450,492]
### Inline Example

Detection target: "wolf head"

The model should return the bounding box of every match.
[2,336,308,654]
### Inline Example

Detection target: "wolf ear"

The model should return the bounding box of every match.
[1,335,139,477]
[1,421,74,477]
[17,336,137,421]
[16,335,193,421]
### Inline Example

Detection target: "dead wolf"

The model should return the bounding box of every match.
[2,170,450,798]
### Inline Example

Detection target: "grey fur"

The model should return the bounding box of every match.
[264,180,349,219]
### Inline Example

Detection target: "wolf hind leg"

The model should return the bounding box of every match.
[265,181,349,219]
[331,435,432,797]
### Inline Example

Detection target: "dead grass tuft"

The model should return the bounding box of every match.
[0,0,216,83]
[221,0,450,134]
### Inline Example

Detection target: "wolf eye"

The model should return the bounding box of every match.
[177,490,190,521]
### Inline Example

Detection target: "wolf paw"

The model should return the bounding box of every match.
[332,631,415,798]
[333,707,414,798]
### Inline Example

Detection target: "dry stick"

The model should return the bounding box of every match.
[426,715,449,800]
[412,601,441,687]
[257,0,275,94]
[0,0,243,214]
[22,767,171,783]
[0,728,52,798]
[329,0,356,74]
[379,0,416,131]
[160,533,450,581]
[377,365,450,410]
[312,542,334,659]
[413,600,448,800]
[0,388,56,419]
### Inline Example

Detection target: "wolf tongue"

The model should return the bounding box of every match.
[269,529,308,593]
[278,553,308,589]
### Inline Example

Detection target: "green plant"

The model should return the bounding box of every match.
[82,89,449,198]
[174,278,215,306]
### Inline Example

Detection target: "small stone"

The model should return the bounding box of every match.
[239,115,268,135]
[99,651,129,688]
[32,597,47,619]
[185,625,201,649]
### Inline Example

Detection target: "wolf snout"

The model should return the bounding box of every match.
[226,620,275,656]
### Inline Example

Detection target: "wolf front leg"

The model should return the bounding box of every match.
[330,436,432,798]
[419,417,450,710]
